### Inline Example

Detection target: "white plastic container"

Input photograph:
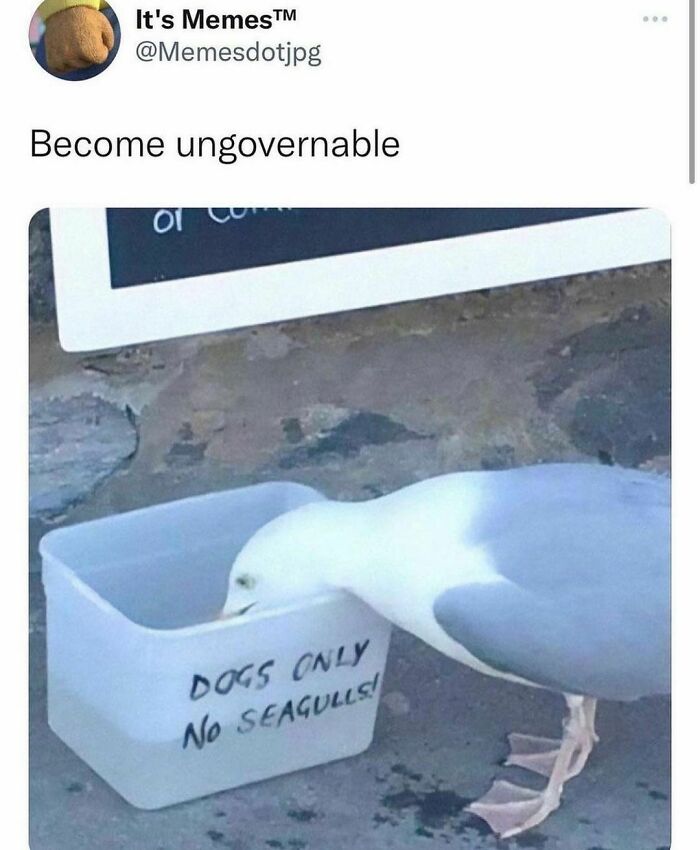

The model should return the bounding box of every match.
[40,483,392,809]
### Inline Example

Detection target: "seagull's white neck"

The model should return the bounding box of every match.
[281,494,486,597]
[247,484,537,686]
[278,500,373,590]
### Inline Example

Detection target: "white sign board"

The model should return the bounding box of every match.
[50,208,670,352]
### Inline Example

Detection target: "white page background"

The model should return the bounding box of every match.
[2,1,694,847]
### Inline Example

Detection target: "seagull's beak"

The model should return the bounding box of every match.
[217,601,258,621]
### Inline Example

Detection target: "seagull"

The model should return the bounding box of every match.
[221,463,670,837]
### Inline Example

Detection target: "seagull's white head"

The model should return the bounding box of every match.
[220,502,343,620]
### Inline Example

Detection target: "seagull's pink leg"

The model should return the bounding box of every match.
[505,696,598,779]
[566,696,598,778]
[468,695,599,837]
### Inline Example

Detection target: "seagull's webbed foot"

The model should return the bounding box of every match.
[469,779,554,837]
[504,733,561,777]
[505,695,598,780]
[468,695,598,837]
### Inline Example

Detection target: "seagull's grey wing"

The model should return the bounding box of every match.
[434,579,669,700]
[435,465,670,701]
[471,464,669,591]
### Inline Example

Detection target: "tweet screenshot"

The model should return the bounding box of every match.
[8,1,695,848]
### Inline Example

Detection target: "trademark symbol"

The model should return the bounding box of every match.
[274,8,297,23]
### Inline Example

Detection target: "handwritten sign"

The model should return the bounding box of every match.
[181,638,381,750]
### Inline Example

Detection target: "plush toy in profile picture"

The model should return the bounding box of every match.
[30,1,120,80]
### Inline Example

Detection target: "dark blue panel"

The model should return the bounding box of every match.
[106,208,624,289]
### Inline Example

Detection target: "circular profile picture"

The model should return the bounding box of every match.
[29,1,120,80]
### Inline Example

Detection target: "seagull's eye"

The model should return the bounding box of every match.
[235,574,256,590]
